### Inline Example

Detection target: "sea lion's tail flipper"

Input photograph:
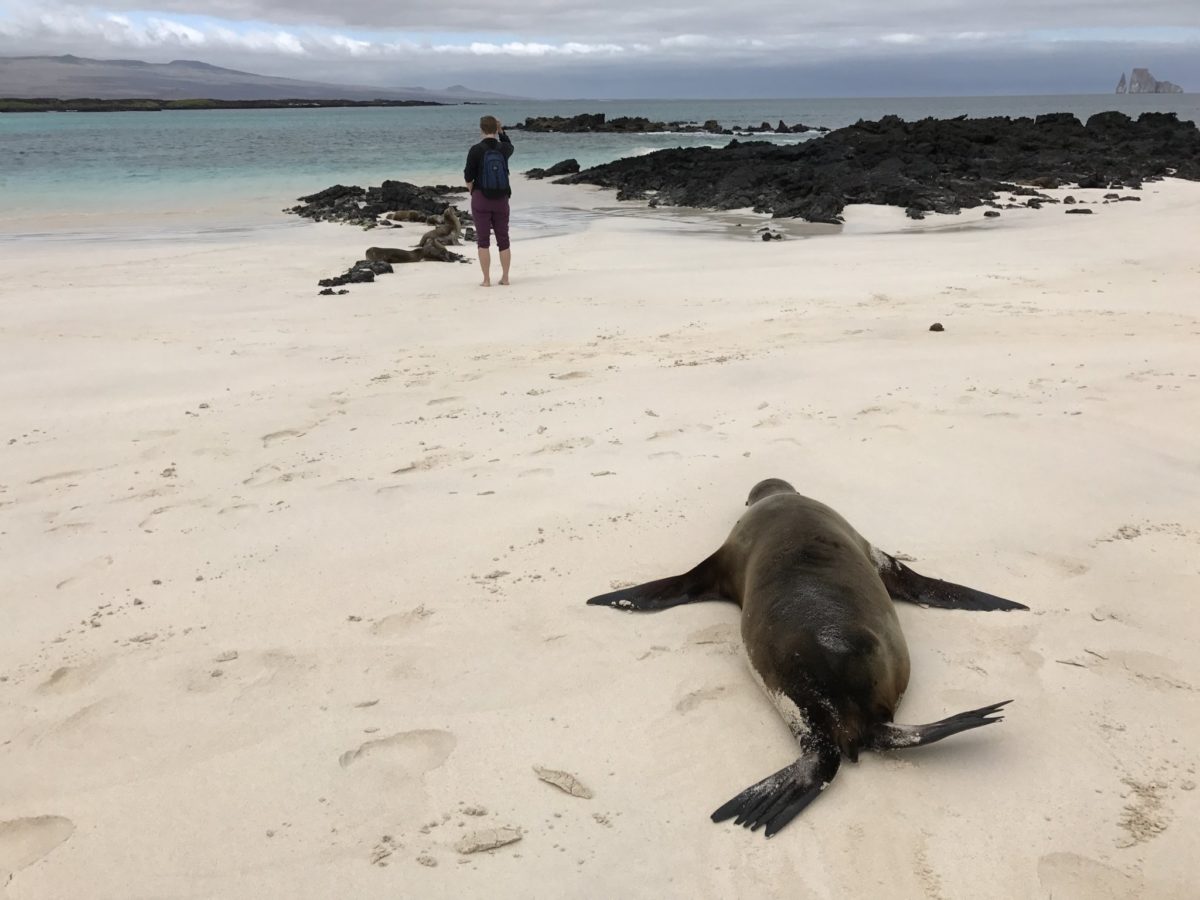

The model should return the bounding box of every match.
[872,699,1011,750]
[710,737,841,838]
[585,553,731,612]
[876,552,1028,611]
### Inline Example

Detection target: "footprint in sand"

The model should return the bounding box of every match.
[550,371,590,381]
[218,502,258,518]
[646,425,713,441]
[137,500,207,531]
[1037,852,1142,899]
[370,605,435,637]
[518,467,554,478]
[28,468,94,486]
[0,816,76,885]
[686,623,740,650]
[242,464,314,487]
[261,428,306,447]
[675,685,729,713]
[339,729,456,772]
[427,396,465,406]
[54,555,113,591]
[531,437,594,456]
[37,659,113,695]
[391,450,475,474]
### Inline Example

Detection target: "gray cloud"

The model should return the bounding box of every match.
[1,1,1198,96]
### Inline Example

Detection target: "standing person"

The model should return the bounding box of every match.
[463,115,514,287]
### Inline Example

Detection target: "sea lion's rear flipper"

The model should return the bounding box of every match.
[585,553,731,612]
[710,736,841,838]
[876,552,1028,611]
[872,699,1011,750]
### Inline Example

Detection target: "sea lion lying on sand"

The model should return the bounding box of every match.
[365,240,464,264]
[587,479,1027,837]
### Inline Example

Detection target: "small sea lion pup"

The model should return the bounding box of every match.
[586,479,1027,838]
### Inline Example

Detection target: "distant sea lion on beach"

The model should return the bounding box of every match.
[418,208,463,247]
[365,240,464,264]
[382,210,434,223]
[587,479,1027,837]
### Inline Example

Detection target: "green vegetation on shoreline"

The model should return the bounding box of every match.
[0,97,446,113]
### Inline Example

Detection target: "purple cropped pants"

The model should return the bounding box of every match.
[471,192,511,251]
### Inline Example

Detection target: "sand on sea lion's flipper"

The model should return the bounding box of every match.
[533,765,594,799]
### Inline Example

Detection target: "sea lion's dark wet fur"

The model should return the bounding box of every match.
[586,478,1026,837]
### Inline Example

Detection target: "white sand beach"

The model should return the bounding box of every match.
[2,178,1198,898]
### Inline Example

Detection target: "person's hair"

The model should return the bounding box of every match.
[479,115,500,135]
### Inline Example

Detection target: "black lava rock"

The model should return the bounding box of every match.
[556,112,1199,223]
[288,180,467,228]
[929,323,945,332]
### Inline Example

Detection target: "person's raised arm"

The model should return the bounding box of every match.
[498,125,514,157]
[464,144,479,188]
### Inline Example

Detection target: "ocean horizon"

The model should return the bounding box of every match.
[3,93,1199,233]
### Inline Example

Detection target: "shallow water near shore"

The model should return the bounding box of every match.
[3,93,1199,236]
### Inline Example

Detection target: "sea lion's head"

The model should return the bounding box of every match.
[745,478,797,506]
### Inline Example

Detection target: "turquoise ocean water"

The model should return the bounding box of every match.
[3,95,1199,233]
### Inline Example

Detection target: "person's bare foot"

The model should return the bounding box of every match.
[480,280,492,287]
[499,278,510,286]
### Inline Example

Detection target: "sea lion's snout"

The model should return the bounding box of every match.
[745,478,797,506]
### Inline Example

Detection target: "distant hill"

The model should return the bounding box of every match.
[0,55,519,102]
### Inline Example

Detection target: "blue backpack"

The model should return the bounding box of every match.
[479,144,510,195]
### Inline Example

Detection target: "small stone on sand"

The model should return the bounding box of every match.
[455,826,522,855]
[534,766,594,799]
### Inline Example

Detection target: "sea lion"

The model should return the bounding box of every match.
[365,240,464,264]
[586,478,1027,837]
[418,208,463,248]
[366,246,423,264]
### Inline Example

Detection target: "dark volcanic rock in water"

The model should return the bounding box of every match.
[555,112,1200,223]
[288,180,467,228]
[510,112,825,135]
[526,158,581,179]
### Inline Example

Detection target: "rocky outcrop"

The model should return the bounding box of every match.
[319,259,394,287]
[525,158,581,179]
[294,182,469,292]
[1116,73,1127,94]
[509,113,826,135]
[286,180,467,228]
[1127,69,1184,94]
[555,111,1200,223]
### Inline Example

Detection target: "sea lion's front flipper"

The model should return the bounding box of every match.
[710,736,841,838]
[876,552,1028,611]
[585,552,732,612]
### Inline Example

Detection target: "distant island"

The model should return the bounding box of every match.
[0,98,443,113]
[0,55,517,103]
[1116,68,1184,94]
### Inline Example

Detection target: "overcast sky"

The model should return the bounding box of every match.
[1,1,1197,97]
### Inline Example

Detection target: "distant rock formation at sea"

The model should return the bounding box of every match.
[1116,68,1183,94]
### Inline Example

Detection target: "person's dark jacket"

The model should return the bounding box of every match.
[464,131,514,199]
